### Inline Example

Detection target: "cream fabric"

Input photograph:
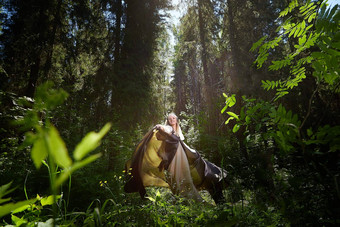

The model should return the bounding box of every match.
[168,144,203,201]
[140,130,202,201]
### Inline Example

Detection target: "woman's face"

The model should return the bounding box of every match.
[168,115,177,127]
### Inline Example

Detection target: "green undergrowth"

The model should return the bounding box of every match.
[0,81,288,226]
[101,187,288,227]
[1,171,288,226]
[64,187,288,226]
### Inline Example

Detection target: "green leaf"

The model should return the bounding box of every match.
[73,123,111,161]
[296,22,305,37]
[35,219,54,227]
[48,126,72,169]
[225,95,236,108]
[298,35,307,46]
[307,12,316,23]
[41,195,61,206]
[289,25,297,37]
[31,137,48,169]
[329,41,340,50]
[227,112,239,120]
[261,80,270,90]
[293,24,301,38]
[221,105,228,114]
[11,204,31,214]
[311,52,326,59]
[307,128,313,137]
[225,117,235,125]
[233,124,240,133]
[312,60,324,72]
[245,116,251,124]
[0,198,11,205]
[240,107,245,120]
[324,72,338,85]
[279,0,298,17]
[302,4,316,16]
[0,199,37,218]
[11,214,27,226]
[0,182,15,199]
[34,81,69,111]
[250,36,267,52]
[255,52,269,68]
[146,196,155,202]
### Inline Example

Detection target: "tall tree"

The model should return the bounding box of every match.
[172,0,287,162]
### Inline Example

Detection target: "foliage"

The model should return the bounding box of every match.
[0,182,64,226]
[2,170,287,226]
[17,82,110,188]
[251,0,340,100]
[0,0,339,226]
[1,0,172,223]
[0,182,37,219]
[179,105,200,146]
[221,93,239,132]
[221,0,340,225]
[0,82,111,224]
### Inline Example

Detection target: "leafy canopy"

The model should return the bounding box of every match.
[251,0,339,100]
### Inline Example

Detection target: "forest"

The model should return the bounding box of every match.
[0,0,339,226]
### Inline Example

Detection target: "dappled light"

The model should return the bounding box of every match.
[0,0,339,226]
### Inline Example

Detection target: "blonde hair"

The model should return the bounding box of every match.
[166,113,184,140]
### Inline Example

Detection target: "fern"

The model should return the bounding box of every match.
[252,0,339,100]
[299,2,315,14]
[254,37,282,68]
[261,80,280,91]
[279,0,299,18]
[269,57,292,71]
[250,36,267,52]
[268,104,302,152]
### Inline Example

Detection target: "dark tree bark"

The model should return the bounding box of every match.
[43,0,63,80]
[198,0,215,133]
[198,0,211,88]
[26,56,41,98]
[227,0,241,92]
[114,0,123,68]
[25,1,49,97]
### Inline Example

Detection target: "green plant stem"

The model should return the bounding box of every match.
[299,83,319,132]
[24,170,30,200]
[104,183,116,200]
[43,130,57,227]
[67,176,71,208]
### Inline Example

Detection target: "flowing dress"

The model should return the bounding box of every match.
[124,126,227,203]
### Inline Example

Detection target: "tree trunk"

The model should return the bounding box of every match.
[114,0,123,68]
[25,2,48,97]
[227,0,240,86]
[108,0,123,171]
[26,56,41,97]
[198,0,211,88]
[43,0,63,79]
[198,0,214,133]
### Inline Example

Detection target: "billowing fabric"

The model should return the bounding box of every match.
[124,127,227,203]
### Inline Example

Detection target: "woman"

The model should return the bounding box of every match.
[124,113,227,204]
[155,113,184,140]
